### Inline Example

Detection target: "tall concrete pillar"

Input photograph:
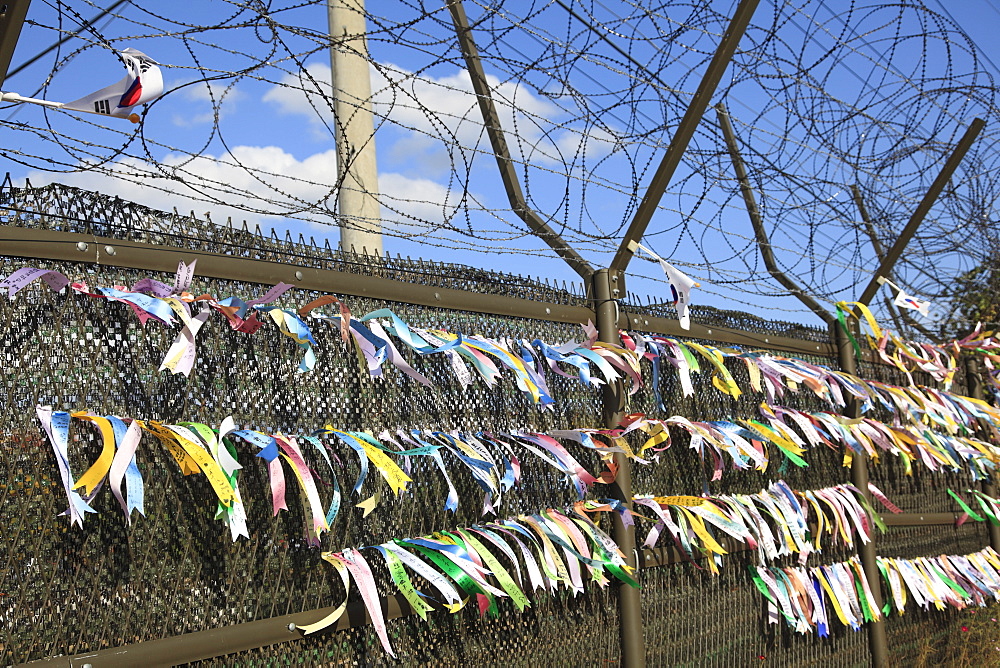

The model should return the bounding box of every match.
[328,0,383,256]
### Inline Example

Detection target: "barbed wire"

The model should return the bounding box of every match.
[1,0,998,331]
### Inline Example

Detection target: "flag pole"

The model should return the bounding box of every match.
[0,91,140,121]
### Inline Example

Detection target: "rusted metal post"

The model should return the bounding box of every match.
[592,267,645,667]
[965,356,1000,552]
[0,0,31,87]
[834,322,888,667]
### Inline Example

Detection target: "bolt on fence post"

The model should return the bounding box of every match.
[964,357,1000,552]
[833,321,888,667]
[592,268,645,667]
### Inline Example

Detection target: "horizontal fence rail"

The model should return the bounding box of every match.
[0,225,837,358]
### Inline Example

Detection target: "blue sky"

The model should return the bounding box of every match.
[3,1,999,329]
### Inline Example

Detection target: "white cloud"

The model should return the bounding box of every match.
[23,145,479,238]
[171,81,246,127]
[25,146,339,230]
[262,61,615,168]
[554,124,618,162]
[378,172,464,226]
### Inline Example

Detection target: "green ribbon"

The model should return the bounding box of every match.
[852,569,874,623]
[441,531,501,616]
[537,512,615,571]
[947,488,985,521]
[456,529,530,612]
[973,491,1000,525]
[403,541,497,614]
[772,569,804,626]
[181,425,240,522]
[835,306,862,360]
[875,559,894,616]
[352,431,440,457]
[377,547,434,620]
[519,518,573,587]
[502,519,563,585]
[567,516,640,587]
[928,561,969,599]
[212,436,241,522]
[604,561,640,589]
[853,491,886,534]
[749,566,777,606]
[748,566,795,624]
[400,541,481,594]
[673,509,695,560]
[675,340,700,372]
[746,420,809,468]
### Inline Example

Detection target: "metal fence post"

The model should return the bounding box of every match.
[833,322,888,667]
[0,0,31,87]
[965,357,1000,552]
[593,267,645,667]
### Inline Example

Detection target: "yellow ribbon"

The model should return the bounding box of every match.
[677,507,727,555]
[465,338,543,403]
[814,568,850,626]
[803,494,826,549]
[836,300,884,345]
[298,553,351,634]
[70,411,117,495]
[743,357,763,393]
[328,427,412,495]
[638,423,671,454]
[139,420,200,475]
[141,421,235,507]
[685,342,742,399]
[654,495,704,507]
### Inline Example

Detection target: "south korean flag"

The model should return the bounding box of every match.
[62,48,163,122]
